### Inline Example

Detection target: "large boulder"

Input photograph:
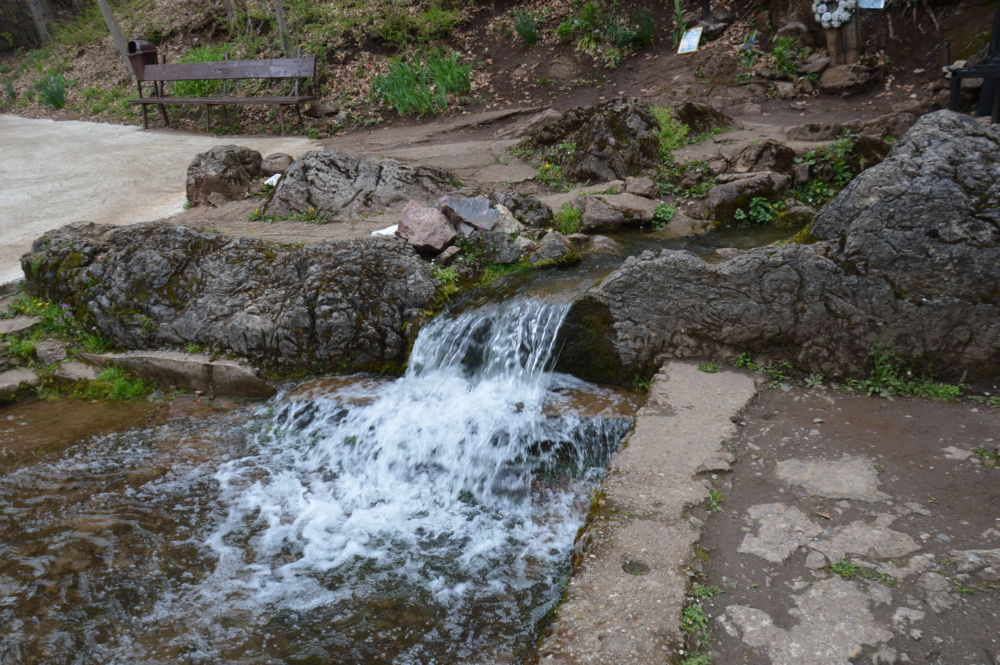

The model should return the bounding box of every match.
[264,151,454,222]
[21,222,437,373]
[489,191,553,228]
[186,145,262,205]
[671,101,733,136]
[521,97,660,182]
[396,201,457,254]
[557,111,1000,383]
[702,171,792,223]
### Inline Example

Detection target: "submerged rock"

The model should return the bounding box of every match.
[186,145,262,205]
[22,222,437,374]
[87,351,275,398]
[265,150,454,222]
[558,111,1000,383]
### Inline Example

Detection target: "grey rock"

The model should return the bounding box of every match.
[587,235,623,254]
[792,161,810,185]
[435,245,461,266]
[265,151,453,222]
[53,361,99,383]
[672,101,733,136]
[512,235,539,255]
[22,222,437,374]
[396,201,457,254]
[579,196,623,232]
[557,111,1000,384]
[739,503,822,563]
[775,81,796,99]
[0,368,38,399]
[805,550,828,570]
[918,572,956,613]
[471,230,521,265]
[260,152,294,177]
[34,340,67,364]
[93,351,275,398]
[489,191,553,228]
[186,145,262,205]
[496,108,563,139]
[625,176,658,198]
[437,194,500,233]
[654,211,713,239]
[531,231,577,266]
[600,193,659,223]
[0,316,40,336]
[565,233,590,246]
[702,171,792,222]
[493,205,525,235]
[815,514,921,561]
[730,139,798,176]
[819,64,883,96]
[520,97,660,182]
[800,55,831,75]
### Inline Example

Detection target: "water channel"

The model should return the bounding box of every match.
[0,227,784,664]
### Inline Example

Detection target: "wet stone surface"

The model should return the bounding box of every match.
[699,387,1000,665]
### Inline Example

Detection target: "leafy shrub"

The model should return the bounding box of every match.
[36,72,66,109]
[534,162,567,190]
[733,197,783,227]
[634,8,655,47]
[374,3,463,48]
[770,36,798,78]
[373,51,471,116]
[849,347,963,401]
[651,106,689,159]
[553,203,582,234]
[652,203,676,230]
[172,44,229,98]
[672,0,686,47]
[512,8,539,46]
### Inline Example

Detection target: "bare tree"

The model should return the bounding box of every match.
[273,0,292,56]
[94,0,132,75]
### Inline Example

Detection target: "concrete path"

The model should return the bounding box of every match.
[0,114,318,285]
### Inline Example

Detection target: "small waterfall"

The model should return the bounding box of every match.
[0,298,633,664]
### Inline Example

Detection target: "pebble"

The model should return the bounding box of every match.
[813,417,825,424]
[935,533,952,543]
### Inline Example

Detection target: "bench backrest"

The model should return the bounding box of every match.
[139,58,315,82]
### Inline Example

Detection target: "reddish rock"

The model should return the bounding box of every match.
[397,201,458,254]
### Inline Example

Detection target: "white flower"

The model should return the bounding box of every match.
[822,11,833,22]
[818,3,828,13]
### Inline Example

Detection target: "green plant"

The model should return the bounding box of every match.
[535,163,568,190]
[553,203,582,234]
[634,8,655,47]
[680,655,713,665]
[738,30,759,69]
[651,106,689,160]
[652,203,676,230]
[672,0,687,47]
[690,584,723,600]
[373,51,471,116]
[973,447,998,469]
[632,374,652,392]
[763,361,793,387]
[184,342,205,354]
[36,72,67,109]
[708,488,725,511]
[770,36,798,78]
[848,346,964,401]
[804,372,825,388]
[733,197,783,227]
[77,366,153,400]
[828,559,897,586]
[681,603,710,638]
[734,352,761,372]
[512,8,539,46]
[3,79,15,103]
[697,362,719,374]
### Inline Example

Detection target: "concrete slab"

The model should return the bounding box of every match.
[0,114,319,285]
[539,361,756,664]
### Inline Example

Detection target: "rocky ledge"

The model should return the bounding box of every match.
[557,111,1000,384]
[21,222,437,374]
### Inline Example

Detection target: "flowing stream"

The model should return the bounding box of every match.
[0,298,634,665]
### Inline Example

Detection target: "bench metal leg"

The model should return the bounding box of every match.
[157,103,170,127]
[993,81,1000,124]
[949,76,961,111]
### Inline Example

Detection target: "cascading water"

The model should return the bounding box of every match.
[0,299,633,664]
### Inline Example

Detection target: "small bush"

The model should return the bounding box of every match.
[651,106,689,159]
[849,347,963,401]
[373,51,471,116]
[733,197,783,227]
[634,8,655,47]
[36,72,67,109]
[534,163,567,190]
[512,9,539,46]
[770,36,798,78]
[172,44,230,98]
[652,203,676,230]
[553,203,582,234]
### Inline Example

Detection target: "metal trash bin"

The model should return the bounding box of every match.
[127,39,158,79]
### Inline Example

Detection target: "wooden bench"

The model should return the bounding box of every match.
[127,41,316,133]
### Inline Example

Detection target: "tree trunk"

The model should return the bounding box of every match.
[273,0,292,56]
[94,0,131,75]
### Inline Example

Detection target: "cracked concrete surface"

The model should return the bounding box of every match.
[697,386,999,665]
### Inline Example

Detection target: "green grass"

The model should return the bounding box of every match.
[36,72,67,109]
[249,207,329,223]
[770,36,798,78]
[651,105,689,160]
[553,203,582,234]
[171,44,230,98]
[478,258,536,286]
[373,51,471,116]
[733,197,784,227]
[697,362,719,373]
[972,447,998,469]
[690,583,723,599]
[828,559,897,586]
[708,488,725,511]
[849,347,963,401]
[512,8,539,46]
[73,366,153,400]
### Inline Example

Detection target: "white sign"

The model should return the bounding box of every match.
[677,27,703,54]
[858,0,885,8]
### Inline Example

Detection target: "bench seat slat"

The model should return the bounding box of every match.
[140,58,315,81]
[129,95,317,105]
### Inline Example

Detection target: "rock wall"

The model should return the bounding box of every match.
[22,222,437,373]
[558,111,1000,383]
